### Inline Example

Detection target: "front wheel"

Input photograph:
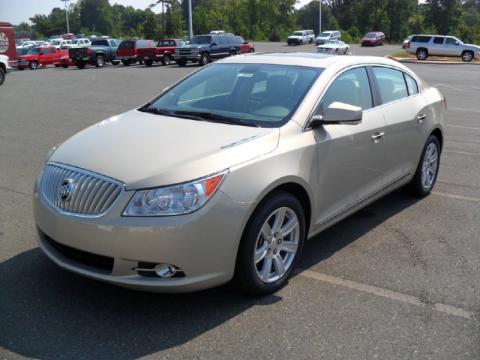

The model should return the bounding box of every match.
[121,59,131,66]
[29,61,38,70]
[199,52,210,66]
[409,135,441,197]
[62,64,68,68]
[145,59,153,67]
[76,61,85,69]
[234,192,305,295]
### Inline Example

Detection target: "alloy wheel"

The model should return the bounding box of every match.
[421,142,439,190]
[254,207,300,283]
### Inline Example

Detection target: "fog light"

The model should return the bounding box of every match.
[154,264,177,278]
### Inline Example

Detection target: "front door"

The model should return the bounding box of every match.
[312,66,387,227]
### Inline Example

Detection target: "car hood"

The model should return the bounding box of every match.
[50,110,279,189]
[465,43,480,50]
[288,35,303,39]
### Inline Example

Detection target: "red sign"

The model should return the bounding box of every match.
[0,22,17,61]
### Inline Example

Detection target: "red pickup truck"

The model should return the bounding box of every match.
[137,39,186,66]
[17,46,68,70]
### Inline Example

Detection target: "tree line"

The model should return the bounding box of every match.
[14,0,480,44]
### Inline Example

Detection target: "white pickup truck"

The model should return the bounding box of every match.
[0,54,9,86]
[406,34,480,62]
[287,30,315,45]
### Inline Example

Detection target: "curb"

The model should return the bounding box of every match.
[387,56,480,65]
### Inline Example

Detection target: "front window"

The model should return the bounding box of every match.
[446,37,460,45]
[191,36,212,44]
[365,33,376,38]
[141,63,322,128]
[26,47,40,55]
[320,32,332,37]
[50,40,61,45]
[293,32,304,36]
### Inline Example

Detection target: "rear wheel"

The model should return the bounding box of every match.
[111,60,120,66]
[234,192,305,295]
[249,48,255,53]
[121,59,131,66]
[62,64,68,68]
[461,51,474,62]
[409,135,441,197]
[29,61,38,70]
[145,59,153,67]
[162,54,171,66]
[0,67,5,86]
[416,48,428,60]
[76,61,85,69]
[229,50,237,56]
[95,55,105,67]
[199,52,210,66]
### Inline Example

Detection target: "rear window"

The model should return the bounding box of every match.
[92,39,109,46]
[373,67,409,104]
[411,36,431,43]
[118,40,135,49]
[404,73,419,95]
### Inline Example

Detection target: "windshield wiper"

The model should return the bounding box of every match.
[138,107,173,116]
[173,110,260,127]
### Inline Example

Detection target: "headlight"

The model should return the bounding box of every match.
[123,172,226,216]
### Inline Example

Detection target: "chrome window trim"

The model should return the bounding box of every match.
[41,162,126,219]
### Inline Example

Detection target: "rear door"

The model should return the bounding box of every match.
[371,66,426,184]
[312,66,388,226]
[430,36,445,56]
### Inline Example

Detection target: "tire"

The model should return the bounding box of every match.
[234,191,306,295]
[145,59,153,67]
[300,40,303,45]
[29,61,38,70]
[229,50,237,56]
[0,67,5,86]
[62,64,68,68]
[199,52,210,66]
[309,38,313,44]
[409,135,441,197]
[95,55,105,68]
[461,51,474,62]
[177,57,187,67]
[162,54,171,66]
[111,60,120,66]
[76,61,85,69]
[249,48,255,53]
[416,48,428,60]
[122,59,131,66]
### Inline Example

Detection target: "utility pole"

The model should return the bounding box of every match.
[61,0,70,34]
[318,0,322,36]
[188,0,193,40]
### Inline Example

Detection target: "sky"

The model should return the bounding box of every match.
[1,0,312,25]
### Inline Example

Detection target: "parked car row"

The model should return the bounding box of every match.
[12,34,256,71]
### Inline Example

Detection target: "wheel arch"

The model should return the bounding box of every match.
[430,127,443,150]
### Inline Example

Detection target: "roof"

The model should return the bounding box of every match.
[219,52,403,70]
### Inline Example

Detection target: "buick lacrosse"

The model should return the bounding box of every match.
[34,53,445,294]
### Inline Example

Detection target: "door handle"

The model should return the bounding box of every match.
[371,131,384,143]
[417,114,427,123]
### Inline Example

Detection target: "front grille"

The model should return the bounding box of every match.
[43,232,114,273]
[41,163,123,216]
[178,49,194,56]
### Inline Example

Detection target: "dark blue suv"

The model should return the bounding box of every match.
[175,34,241,66]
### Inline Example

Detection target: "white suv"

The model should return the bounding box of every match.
[0,54,10,86]
[406,34,480,62]
[315,30,341,45]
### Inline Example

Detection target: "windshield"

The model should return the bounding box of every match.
[365,33,377,38]
[50,40,61,45]
[320,32,332,37]
[293,32,304,36]
[142,63,322,128]
[191,35,212,44]
[325,40,339,45]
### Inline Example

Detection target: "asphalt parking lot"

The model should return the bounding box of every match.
[1,42,479,359]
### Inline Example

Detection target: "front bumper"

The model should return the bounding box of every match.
[34,176,251,292]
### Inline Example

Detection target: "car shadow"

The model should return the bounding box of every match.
[0,188,420,359]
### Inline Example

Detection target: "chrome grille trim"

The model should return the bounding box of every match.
[41,162,125,217]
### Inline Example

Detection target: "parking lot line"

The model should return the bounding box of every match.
[299,270,474,320]
[444,150,480,156]
[447,125,480,131]
[432,191,480,202]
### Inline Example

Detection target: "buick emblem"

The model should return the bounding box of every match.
[59,178,74,201]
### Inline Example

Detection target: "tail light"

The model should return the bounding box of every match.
[406,42,410,49]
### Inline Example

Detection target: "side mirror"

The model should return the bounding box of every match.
[308,102,362,129]
[454,41,459,45]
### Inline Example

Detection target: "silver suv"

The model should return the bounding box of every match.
[406,34,480,62]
